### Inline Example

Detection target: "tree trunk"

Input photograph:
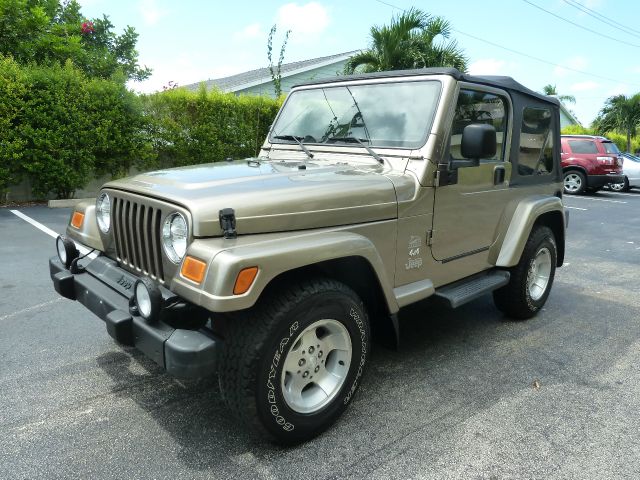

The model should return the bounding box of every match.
[627,130,632,153]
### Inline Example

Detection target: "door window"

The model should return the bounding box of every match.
[449,89,507,162]
[518,107,554,175]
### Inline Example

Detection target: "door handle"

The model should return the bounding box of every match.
[493,165,505,185]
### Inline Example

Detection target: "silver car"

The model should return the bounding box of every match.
[610,153,640,191]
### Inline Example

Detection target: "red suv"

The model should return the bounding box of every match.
[560,135,624,194]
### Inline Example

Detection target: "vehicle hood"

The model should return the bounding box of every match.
[104,159,403,237]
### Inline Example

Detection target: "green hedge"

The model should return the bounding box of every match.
[1,58,282,200]
[0,56,153,198]
[142,85,282,167]
[0,56,26,196]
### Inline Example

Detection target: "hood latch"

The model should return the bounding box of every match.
[219,208,237,239]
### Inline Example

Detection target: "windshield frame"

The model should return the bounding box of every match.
[268,77,444,152]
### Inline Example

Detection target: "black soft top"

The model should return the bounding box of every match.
[293,67,559,106]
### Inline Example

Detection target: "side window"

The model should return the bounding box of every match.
[449,89,507,162]
[568,140,598,154]
[518,107,554,175]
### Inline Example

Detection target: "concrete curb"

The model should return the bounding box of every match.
[48,198,95,208]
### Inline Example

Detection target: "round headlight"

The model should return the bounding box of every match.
[162,212,188,263]
[96,193,111,233]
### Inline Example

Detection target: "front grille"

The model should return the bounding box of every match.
[112,196,165,282]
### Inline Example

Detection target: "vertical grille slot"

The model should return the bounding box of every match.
[152,208,164,280]
[111,195,165,282]
[142,206,153,277]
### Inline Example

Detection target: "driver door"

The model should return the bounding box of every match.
[431,86,512,262]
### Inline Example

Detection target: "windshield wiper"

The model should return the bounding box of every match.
[326,137,384,165]
[272,135,314,160]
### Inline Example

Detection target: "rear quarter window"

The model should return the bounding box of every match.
[603,142,620,154]
[518,107,553,175]
[568,140,598,154]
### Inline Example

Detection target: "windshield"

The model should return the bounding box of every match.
[270,80,441,149]
[603,142,620,154]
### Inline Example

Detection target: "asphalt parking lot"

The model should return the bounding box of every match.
[1,190,639,480]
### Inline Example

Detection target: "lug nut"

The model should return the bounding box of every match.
[303,371,309,378]
[314,366,320,373]
[318,350,323,358]
[298,359,306,366]
[308,346,315,354]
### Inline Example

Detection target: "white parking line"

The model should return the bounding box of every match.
[0,298,63,322]
[565,206,587,211]
[601,191,640,197]
[566,197,627,204]
[9,209,96,257]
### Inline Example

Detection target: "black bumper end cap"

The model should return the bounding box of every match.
[165,329,218,378]
[106,310,134,346]
[53,270,76,300]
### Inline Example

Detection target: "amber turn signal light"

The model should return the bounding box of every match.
[181,256,207,284]
[233,267,258,295]
[71,211,84,229]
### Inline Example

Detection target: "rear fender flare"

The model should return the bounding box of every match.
[492,196,566,268]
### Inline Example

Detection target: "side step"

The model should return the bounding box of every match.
[434,271,510,309]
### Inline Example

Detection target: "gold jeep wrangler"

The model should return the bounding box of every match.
[50,68,567,443]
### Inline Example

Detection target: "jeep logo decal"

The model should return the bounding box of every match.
[116,275,133,290]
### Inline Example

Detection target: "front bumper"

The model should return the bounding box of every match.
[49,255,220,378]
[588,174,624,188]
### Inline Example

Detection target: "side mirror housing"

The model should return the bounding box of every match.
[451,123,497,169]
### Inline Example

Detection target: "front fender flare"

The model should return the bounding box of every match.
[171,230,399,313]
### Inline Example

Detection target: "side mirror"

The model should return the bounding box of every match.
[451,123,497,169]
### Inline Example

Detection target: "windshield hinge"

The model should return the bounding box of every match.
[219,208,237,239]
[427,230,434,246]
[434,170,440,185]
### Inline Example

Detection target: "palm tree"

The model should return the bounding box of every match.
[593,93,640,152]
[541,84,576,104]
[344,8,467,74]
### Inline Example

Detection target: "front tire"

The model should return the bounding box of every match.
[493,226,557,320]
[563,170,586,195]
[218,278,370,444]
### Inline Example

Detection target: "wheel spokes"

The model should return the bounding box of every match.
[280,319,353,414]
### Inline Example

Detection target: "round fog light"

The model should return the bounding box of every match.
[56,235,79,269]
[134,278,162,322]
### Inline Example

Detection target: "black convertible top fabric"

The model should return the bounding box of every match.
[293,67,559,106]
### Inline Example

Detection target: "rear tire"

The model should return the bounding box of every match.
[493,226,557,320]
[218,278,370,444]
[610,176,629,192]
[563,170,586,195]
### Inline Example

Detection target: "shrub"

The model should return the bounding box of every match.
[560,125,595,136]
[86,75,156,178]
[1,58,282,200]
[142,85,282,167]
[0,56,152,199]
[0,55,27,198]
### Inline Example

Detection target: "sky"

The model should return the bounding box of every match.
[77,0,640,125]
